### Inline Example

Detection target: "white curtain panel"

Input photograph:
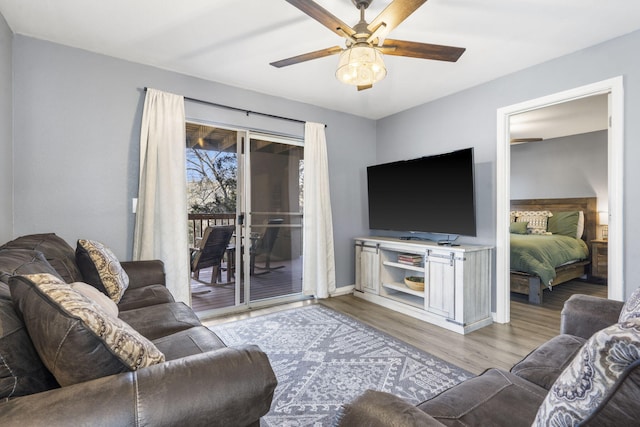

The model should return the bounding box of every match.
[303,122,336,298]
[133,88,190,305]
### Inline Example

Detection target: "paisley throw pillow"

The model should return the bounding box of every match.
[10,273,164,386]
[619,286,640,322]
[76,239,129,303]
[533,318,640,426]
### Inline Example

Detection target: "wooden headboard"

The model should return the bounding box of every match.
[510,197,597,244]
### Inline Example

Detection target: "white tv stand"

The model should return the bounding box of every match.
[354,237,492,334]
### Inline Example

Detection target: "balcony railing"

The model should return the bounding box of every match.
[188,213,236,247]
[188,212,303,248]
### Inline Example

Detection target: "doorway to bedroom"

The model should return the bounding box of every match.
[496,77,624,324]
[509,96,609,305]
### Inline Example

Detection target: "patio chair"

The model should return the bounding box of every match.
[191,225,234,285]
[250,218,285,275]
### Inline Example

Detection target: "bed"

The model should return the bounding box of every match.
[510,197,597,304]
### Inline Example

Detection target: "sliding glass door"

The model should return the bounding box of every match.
[245,134,304,304]
[186,123,304,316]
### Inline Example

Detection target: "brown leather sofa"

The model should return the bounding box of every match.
[0,233,277,426]
[336,292,640,426]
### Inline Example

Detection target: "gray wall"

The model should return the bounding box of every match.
[377,29,640,299]
[511,131,608,210]
[0,14,12,242]
[11,35,375,288]
[8,26,640,300]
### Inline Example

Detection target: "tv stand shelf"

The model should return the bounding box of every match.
[354,237,493,334]
[382,260,424,272]
[382,282,424,297]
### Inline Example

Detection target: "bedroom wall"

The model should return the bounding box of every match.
[11,35,375,289]
[510,131,608,209]
[0,13,12,243]
[376,29,640,300]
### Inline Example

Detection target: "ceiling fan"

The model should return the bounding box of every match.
[270,0,466,91]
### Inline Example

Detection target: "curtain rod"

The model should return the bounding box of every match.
[144,87,324,127]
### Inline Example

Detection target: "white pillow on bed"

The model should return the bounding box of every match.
[576,211,585,239]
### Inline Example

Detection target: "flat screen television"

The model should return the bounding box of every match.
[367,147,477,238]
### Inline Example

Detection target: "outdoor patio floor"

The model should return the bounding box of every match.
[190,258,302,313]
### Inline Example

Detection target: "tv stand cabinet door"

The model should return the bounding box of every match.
[426,251,455,318]
[355,242,380,294]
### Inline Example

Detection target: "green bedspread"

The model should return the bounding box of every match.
[510,233,589,287]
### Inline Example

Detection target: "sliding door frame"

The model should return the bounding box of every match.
[243,131,307,309]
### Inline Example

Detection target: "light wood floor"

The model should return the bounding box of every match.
[203,280,607,375]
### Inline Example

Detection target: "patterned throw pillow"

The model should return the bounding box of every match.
[10,273,164,386]
[619,286,640,322]
[533,318,640,426]
[514,211,553,235]
[76,239,129,303]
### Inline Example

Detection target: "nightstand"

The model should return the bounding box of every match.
[591,239,608,282]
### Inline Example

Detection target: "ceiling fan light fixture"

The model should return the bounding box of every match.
[335,44,386,87]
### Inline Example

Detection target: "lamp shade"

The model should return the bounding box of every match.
[598,211,609,226]
[336,45,386,87]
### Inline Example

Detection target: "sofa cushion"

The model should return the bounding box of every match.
[76,239,129,303]
[0,282,9,301]
[120,260,166,289]
[9,273,164,386]
[533,318,640,426]
[0,248,74,397]
[0,297,59,399]
[561,294,625,339]
[152,326,226,360]
[0,233,82,283]
[0,249,63,286]
[117,284,175,311]
[619,286,640,322]
[511,334,586,390]
[118,302,203,341]
[337,389,444,426]
[417,368,548,427]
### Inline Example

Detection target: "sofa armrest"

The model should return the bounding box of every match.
[0,345,277,427]
[335,389,444,427]
[561,294,624,338]
[120,260,166,289]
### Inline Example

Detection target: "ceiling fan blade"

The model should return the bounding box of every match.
[357,84,373,91]
[270,46,343,68]
[285,0,356,38]
[367,0,428,40]
[379,39,465,62]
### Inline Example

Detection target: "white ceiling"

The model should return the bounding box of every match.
[510,94,609,142]
[1,0,640,120]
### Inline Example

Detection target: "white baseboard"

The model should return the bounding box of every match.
[330,285,355,297]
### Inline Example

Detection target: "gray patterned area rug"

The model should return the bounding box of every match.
[209,304,472,426]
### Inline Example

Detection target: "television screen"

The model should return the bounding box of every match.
[367,148,477,237]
